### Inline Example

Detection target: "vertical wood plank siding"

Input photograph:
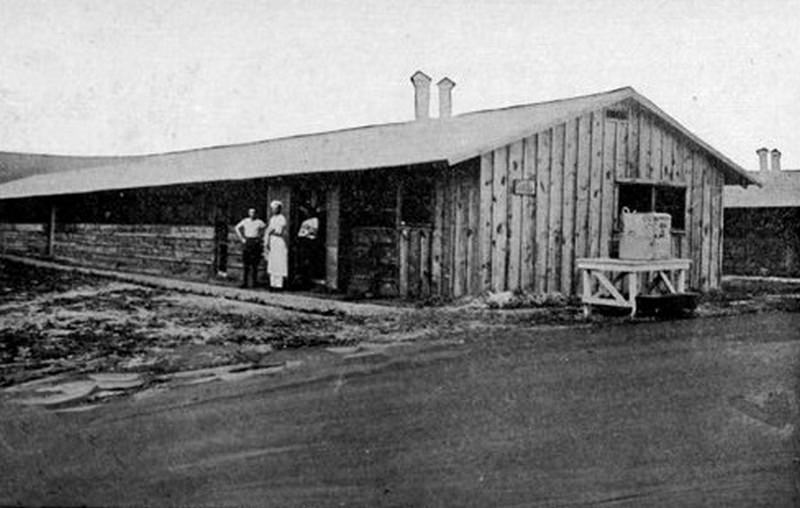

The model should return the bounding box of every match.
[434,101,726,298]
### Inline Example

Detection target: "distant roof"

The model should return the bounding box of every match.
[725,169,800,208]
[0,86,757,200]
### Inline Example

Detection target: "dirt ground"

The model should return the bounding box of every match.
[1,258,799,405]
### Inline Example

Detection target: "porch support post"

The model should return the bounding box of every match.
[47,203,57,257]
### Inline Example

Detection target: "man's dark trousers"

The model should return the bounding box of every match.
[242,238,262,288]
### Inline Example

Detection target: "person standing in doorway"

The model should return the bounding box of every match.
[235,207,266,288]
[295,205,320,289]
[264,200,288,290]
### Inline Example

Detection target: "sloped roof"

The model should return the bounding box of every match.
[0,86,757,200]
[724,169,800,208]
[0,151,135,184]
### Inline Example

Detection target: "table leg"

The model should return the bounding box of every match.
[677,269,686,293]
[628,272,638,317]
[582,269,592,317]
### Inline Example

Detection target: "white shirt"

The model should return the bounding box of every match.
[236,217,266,238]
[297,217,319,240]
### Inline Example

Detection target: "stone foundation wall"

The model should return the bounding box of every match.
[0,223,48,256]
[0,222,261,282]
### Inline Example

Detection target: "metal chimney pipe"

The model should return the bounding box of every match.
[410,70,432,120]
[756,147,769,171]
[437,77,456,119]
[771,148,782,171]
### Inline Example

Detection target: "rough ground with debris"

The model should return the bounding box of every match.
[1,258,799,410]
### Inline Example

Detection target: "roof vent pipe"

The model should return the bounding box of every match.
[437,77,456,119]
[756,147,769,171]
[410,70,432,121]
[771,148,782,171]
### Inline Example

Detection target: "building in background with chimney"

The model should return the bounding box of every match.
[723,149,800,277]
[0,72,758,299]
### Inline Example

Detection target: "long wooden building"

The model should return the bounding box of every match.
[0,73,758,299]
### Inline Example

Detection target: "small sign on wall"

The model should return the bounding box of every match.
[513,179,536,196]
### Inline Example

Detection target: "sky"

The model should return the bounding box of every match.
[0,0,799,169]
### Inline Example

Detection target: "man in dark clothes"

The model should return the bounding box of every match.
[235,208,266,288]
[295,205,320,289]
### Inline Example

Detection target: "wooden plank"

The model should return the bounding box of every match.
[574,115,592,294]
[491,146,509,291]
[506,140,525,290]
[408,228,421,297]
[701,158,713,290]
[651,120,663,181]
[431,172,444,295]
[467,165,481,295]
[452,167,466,298]
[690,151,704,289]
[441,169,454,297]
[478,152,493,292]
[709,169,723,289]
[600,118,615,258]
[561,118,578,295]
[665,127,675,181]
[325,183,340,290]
[627,106,640,178]
[588,112,603,259]
[399,228,409,297]
[715,170,724,288]
[520,136,537,291]
[676,140,689,184]
[420,228,431,298]
[534,129,552,293]
[47,204,56,257]
[548,123,565,293]
[638,112,652,179]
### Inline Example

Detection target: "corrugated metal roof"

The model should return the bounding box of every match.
[724,169,800,208]
[0,86,757,200]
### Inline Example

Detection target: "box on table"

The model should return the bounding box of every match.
[618,209,672,260]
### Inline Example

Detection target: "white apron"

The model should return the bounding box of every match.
[265,214,288,278]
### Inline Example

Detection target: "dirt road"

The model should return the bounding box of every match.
[1,311,798,507]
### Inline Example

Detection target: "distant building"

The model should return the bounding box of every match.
[0,74,757,298]
[724,148,800,277]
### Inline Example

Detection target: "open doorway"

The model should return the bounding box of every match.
[291,181,327,289]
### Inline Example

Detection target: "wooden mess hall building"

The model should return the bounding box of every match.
[0,72,758,299]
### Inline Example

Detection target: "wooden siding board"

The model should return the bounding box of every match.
[600,118,615,258]
[690,151,704,288]
[639,113,652,179]
[627,107,640,178]
[431,172,444,295]
[534,130,552,293]
[574,114,592,294]
[520,135,537,290]
[468,166,481,295]
[507,140,525,290]
[701,160,713,290]
[479,153,493,292]
[491,147,509,291]
[561,119,578,294]
[588,112,603,259]
[548,124,565,293]
[709,169,722,289]
[408,228,421,297]
[420,228,431,297]
[441,169,454,297]
[453,167,466,298]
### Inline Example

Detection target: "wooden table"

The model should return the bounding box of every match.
[576,258,691,317]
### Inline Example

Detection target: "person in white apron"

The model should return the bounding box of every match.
[264,200,288,289]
